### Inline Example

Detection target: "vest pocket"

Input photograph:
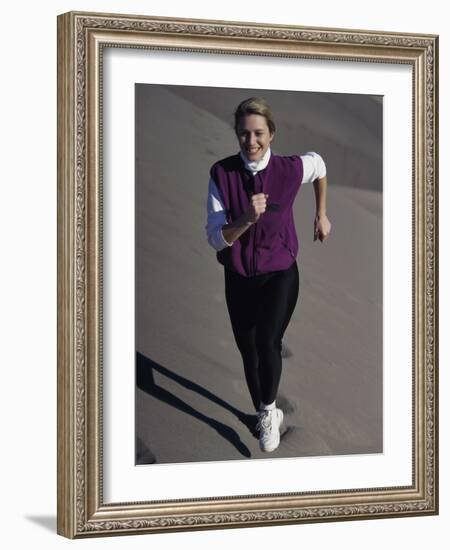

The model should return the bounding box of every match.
[279,231,295,258]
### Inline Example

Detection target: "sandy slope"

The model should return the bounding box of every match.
[135,84,382,464]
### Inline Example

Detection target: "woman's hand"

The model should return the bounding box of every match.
[244,193,269,224]
[314,213,331,242]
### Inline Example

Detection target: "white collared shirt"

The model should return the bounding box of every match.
[206,149,326,251]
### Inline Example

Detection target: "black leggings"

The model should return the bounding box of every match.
[224,261,300,411]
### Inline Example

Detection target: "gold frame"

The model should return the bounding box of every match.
[57,11,439,538]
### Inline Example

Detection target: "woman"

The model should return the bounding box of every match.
[206,97,331,452]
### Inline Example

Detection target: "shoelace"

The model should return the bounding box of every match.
[256,411,275,433]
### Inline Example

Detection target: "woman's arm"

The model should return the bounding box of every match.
[221,215,253,245]
[205,179,232,251]
[206,178,268,249]
[222,193,268,245]
[313,175,331,242]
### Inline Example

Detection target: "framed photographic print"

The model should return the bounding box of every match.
[57,11,439,538]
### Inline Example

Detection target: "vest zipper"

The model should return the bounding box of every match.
[252,172,263,276]
[252,223,257,276]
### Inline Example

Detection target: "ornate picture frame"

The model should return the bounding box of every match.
[57,11,438,538]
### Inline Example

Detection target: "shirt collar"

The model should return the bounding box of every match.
[239,147,271,173]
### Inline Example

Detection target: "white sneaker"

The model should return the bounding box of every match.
[256,408,284,452]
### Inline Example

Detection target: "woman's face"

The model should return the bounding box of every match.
[236,114,274,162]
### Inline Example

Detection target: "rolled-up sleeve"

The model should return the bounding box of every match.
[205,178,233,251]
[300,152,327,184]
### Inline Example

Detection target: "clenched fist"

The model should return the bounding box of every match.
[245,193,269,224]
[314,213,332,242]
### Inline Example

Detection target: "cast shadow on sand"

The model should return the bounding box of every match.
[136,352,258,459]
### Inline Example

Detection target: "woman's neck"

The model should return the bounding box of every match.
[240,147,271,173]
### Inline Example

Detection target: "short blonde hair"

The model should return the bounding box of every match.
[234,97,276,135]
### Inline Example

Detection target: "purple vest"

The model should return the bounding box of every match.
[210,153,303,277]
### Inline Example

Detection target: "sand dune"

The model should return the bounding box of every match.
[168,84,382,191]
[135,84,382,464]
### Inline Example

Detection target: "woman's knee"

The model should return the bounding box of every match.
[256,334,282,357]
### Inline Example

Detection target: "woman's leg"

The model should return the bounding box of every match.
[224,269,261,411]
[255,261,300,405]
